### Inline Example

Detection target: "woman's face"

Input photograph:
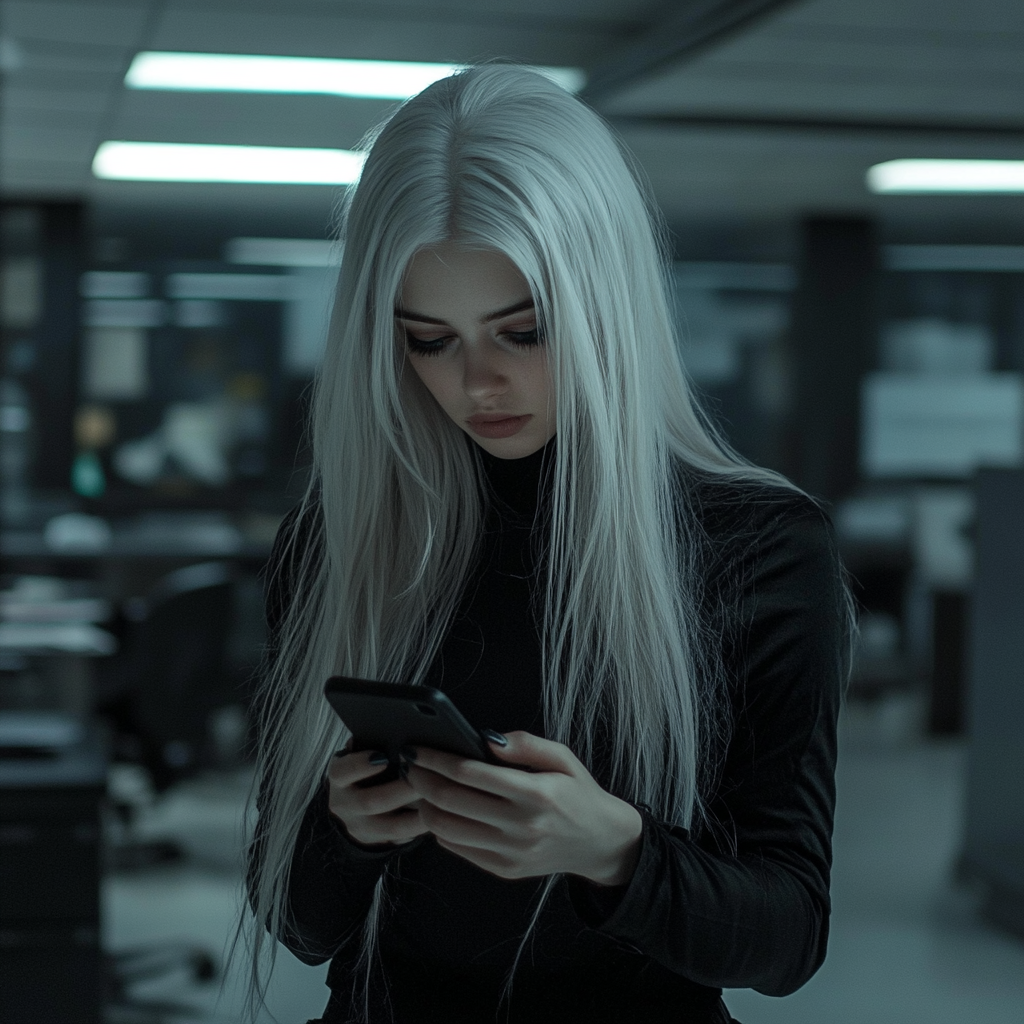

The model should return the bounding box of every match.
[398,241,557,460]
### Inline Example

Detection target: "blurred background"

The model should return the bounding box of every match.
[0,1,1022,1022]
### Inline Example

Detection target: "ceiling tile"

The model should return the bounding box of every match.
[598,0,1024,122]
[170,0,648,32]
[11,38,130,74]
[3,0,153,47]
[2,124,99,164]
[784,0,1024,34]
[3,109,105,139]
[2,161,92,192]
[107,91,396,150]
[151,3,613,64]
[604,70,1024,123]
[3,85,111,117]
[711,26,1024,81]
[7,0,1024,246]
[4,67,124,97]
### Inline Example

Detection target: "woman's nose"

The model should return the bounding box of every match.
[462,346,507,399]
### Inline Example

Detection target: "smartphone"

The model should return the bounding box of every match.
[323,676,498,786]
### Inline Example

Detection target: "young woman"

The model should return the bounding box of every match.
[244,64,854,1024]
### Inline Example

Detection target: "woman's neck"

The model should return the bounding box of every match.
[476,434,556,520]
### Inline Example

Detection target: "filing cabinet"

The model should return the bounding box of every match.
[0,714,106,1024]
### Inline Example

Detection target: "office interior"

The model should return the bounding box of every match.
[1,1,1023,1022]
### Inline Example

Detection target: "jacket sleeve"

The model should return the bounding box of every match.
[246,502,409,965]
[566,495,849,996]
[249,778,399,965]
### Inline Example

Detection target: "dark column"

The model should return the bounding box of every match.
[789,216,880,502]
[34,202,85,491]
[929,590,967,735]
[962,468,1024,940]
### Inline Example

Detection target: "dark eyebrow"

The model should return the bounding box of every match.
[394,297,535,326]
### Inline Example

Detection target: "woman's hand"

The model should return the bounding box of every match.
[326,748,430,848]
[403,730,642,885]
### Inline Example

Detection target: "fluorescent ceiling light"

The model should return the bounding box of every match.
[885,245,1024,272]
[92,141,365,184]
[80,271,151,298]
[868,159,1024,194]
[84,299,166,328]
[166,273,295,301]
[226,237,339,267]
[675,262,795,292]
[125,52,586,98]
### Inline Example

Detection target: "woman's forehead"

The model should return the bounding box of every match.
[400,244,532,315]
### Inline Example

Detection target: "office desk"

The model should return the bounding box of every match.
[0,577,118,715]
[1,514,275,662]
[0,712,107,1024]
[0,521,273,562]
[1,513,276,724]
[0,624,116,717]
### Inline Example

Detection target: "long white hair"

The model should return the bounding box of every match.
[241,63,842,1021]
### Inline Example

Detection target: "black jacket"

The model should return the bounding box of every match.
[250,442,850,1024]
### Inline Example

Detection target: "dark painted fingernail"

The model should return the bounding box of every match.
[482,729,507,747]
[368,751,388,766]
[333,749,348,759]
[400,745,417,762]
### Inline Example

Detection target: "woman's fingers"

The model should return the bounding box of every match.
[420,805,507,851]
[325,730,590,853]
[405,762,511,828]
[326,748,389,787]
[490,730,581,773]
[326,750,429,846]
[328,755,415,813]
[404,733,577,802]
[351,803,427,846]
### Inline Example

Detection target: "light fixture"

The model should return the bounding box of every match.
[885,245,1024,272]
[226,237,338,267]
[868,159,1024,194]
[125,52,586,99]
[92,141,365,184]
[166,273,294,301]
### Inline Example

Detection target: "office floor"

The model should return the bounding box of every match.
[103,695,1024,1024]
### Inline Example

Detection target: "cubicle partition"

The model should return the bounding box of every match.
[962,467,1024,940]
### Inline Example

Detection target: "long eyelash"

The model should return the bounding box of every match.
[404,327,546,356]
[505,328,545,347]
[405,331,449,357]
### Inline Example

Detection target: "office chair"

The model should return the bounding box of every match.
[95,561,236,1021]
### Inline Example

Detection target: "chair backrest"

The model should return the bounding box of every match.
[122,562,235,792]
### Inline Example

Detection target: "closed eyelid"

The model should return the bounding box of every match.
[405,322,535,338]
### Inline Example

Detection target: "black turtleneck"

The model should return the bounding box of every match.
[476,432,556,518]
[421,435,556,737]
[254,445,850,1024]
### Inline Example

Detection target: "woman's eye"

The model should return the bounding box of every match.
[403,325,544,355]
[405,331,452,357]
[504,327,544,348]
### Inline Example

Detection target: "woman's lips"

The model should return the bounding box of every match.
[466,414,531,439]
